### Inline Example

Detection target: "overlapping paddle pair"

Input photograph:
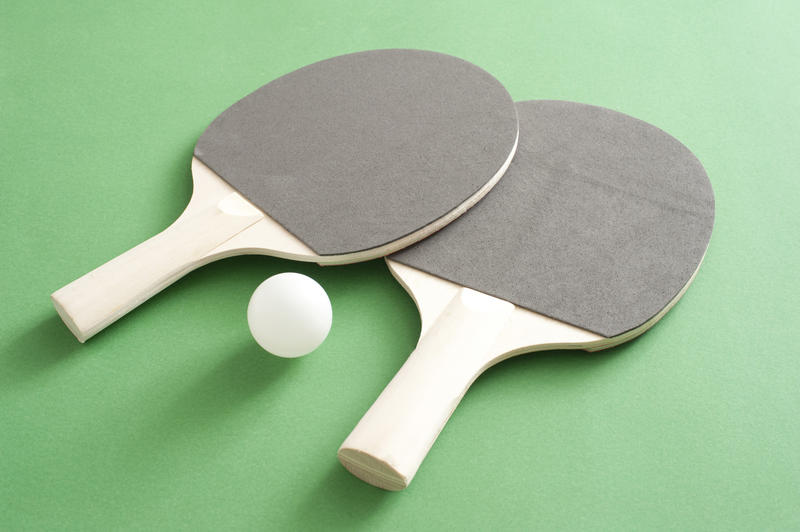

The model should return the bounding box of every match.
[51,50,714,491]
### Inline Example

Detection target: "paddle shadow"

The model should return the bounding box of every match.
[470,334,646,397]
[288,461,393,530]
[0,314,86,389]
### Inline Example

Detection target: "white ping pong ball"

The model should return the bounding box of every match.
[247,273,332,358]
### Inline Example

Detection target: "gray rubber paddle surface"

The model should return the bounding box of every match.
[194,49,517,256]
[391,100,715,338]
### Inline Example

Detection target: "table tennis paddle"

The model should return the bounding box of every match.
[51,49,518,342]
[338,100,715,490]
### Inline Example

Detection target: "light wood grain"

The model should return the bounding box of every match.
[338,258,703,490]
[53,133,516,342]
[51,159,275,342]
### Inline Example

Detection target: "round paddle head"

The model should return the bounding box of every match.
[391,100,715,338]
[340,100,715,491]
[194,49,518,257]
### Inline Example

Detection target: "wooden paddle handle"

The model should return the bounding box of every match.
[51,194,263,342]
[338,288,514,490]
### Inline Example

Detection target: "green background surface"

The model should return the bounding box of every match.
[2,1,799,529]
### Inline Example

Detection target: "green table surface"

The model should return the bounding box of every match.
[2,1,799,530]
